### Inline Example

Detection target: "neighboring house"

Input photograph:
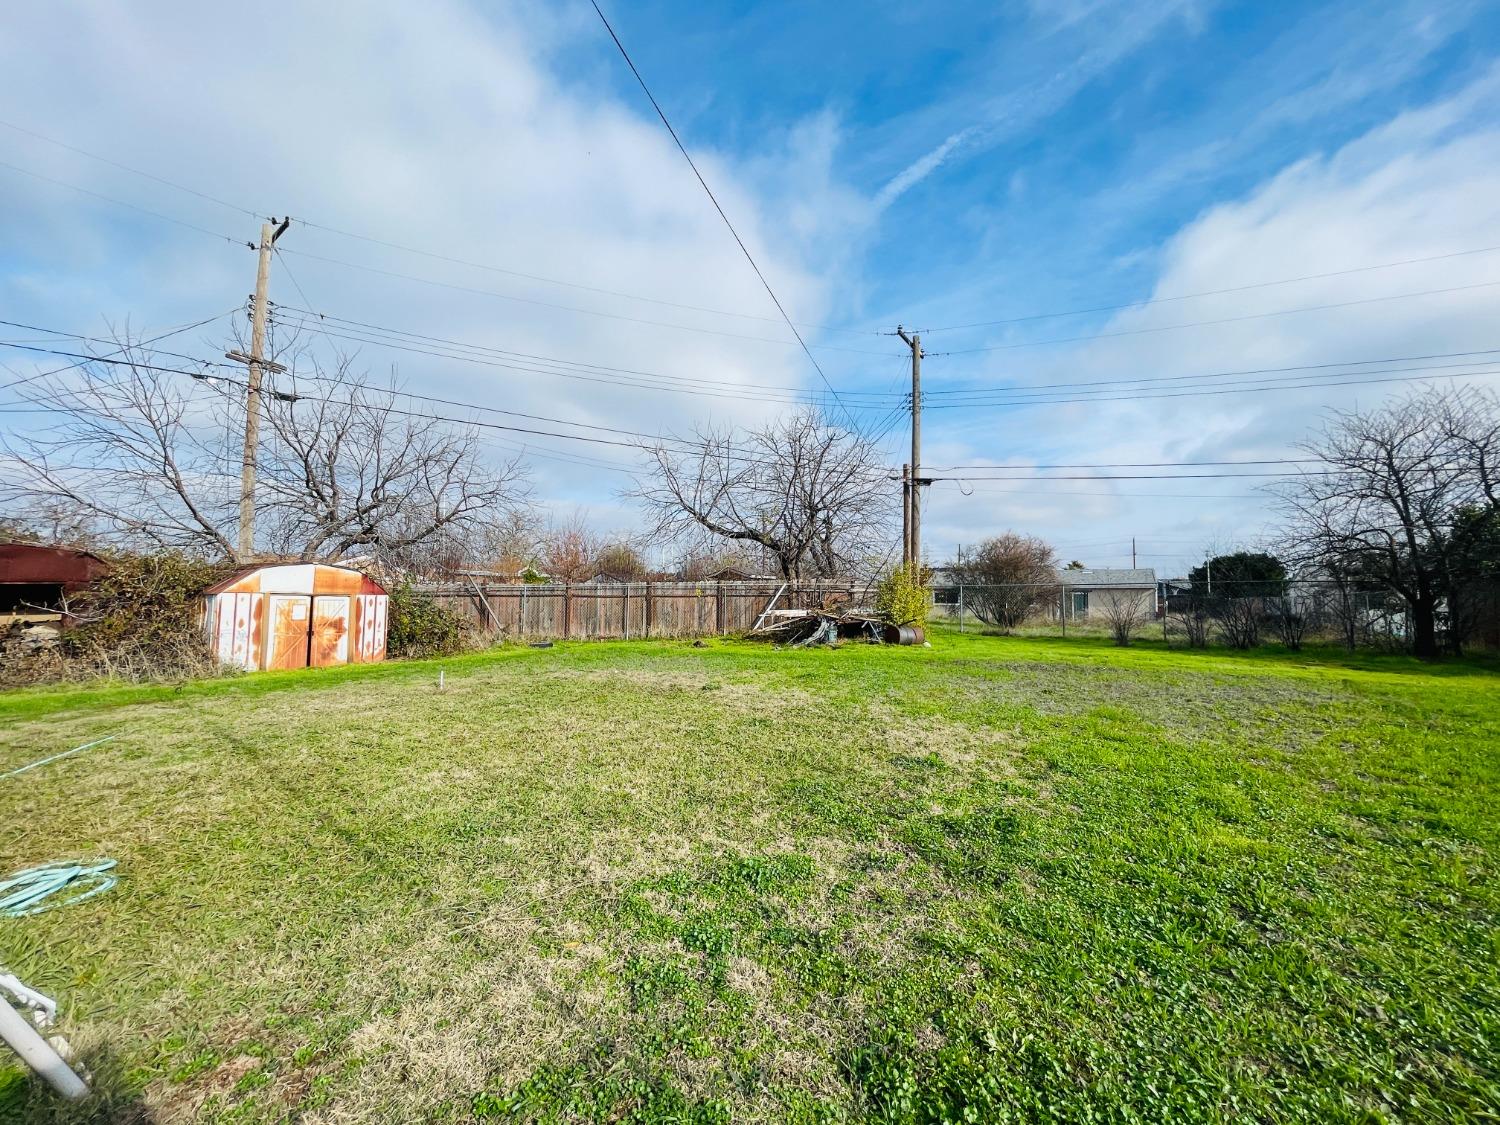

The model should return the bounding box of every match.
[927,565,961,606]
[1058,568,1158,619]
[926,565,1158,619]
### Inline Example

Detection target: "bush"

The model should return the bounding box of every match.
[875,567,928,628]
[386,582,472,657]
[955,533,1058,631]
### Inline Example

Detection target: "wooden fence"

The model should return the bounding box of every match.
[416,580,875,640]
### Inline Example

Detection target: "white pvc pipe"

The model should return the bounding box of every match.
[0,996,89,1100]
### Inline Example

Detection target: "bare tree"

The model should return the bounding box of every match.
[954,533,1058,631]
[1,339,531,567]
[2,338,239,556]
[258,363,528,566]
[592,540,648,579]
[1277,386,1498,659]
[1098,588,1150,646]
[1215,596,1264,649]
[541,514,606,583]
[1176,601,1213,648]
[1265,596,1308,651]
[636,409,892,580]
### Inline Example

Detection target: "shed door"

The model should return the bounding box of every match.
[267,595,311,670]
[311,596,351,667]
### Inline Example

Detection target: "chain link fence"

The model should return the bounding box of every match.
[930,579,1465,651]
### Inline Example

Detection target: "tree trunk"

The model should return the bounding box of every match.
[1410,598,1440,660]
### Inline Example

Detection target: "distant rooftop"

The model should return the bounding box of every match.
[1055,567,1156,586]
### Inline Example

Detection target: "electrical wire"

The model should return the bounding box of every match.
[267,314,871,409]
[930,470,1335,481]
[0,159,244,246]
[291,216,878,336]
[923,458,1321,470]
[586,0,860,432]
[919,243,1500,332]
[267,304,901,399]
[276,245,898,357]
[0,116,884,338]
[923,347,1500,399]
[924,279,1500,356]
[0,340,895,483]
[0,312,239,391]
[921,364,1500,408]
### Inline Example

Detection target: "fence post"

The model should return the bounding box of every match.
[563,584,572,640]
[1060,586,1067,637]
[623,584,629,641]
[715,582,725,635]
[645,582,654,638]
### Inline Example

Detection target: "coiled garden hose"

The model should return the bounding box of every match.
[0,861,118,918]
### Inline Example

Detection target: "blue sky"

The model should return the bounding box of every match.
[2,0,1499,573]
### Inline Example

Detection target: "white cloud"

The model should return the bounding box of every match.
[864,0,1206,214]
[873,128,976,212]
[0,0,867,538]
[919,65,1500,573]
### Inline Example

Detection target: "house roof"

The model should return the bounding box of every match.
[0,543,110,591]
[1056,567,1156,587]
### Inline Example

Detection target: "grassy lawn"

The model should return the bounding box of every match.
[1,631,1496,1123]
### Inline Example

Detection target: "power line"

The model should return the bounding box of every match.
[291,216,877,336]
[267,304,900,399]
[0,159,245,246]
[276,245,897,357]
[919,243,1500,333]
[0,315,872,467]
[923,458,1321,469]
[586,0,860,432]
[0,117,262,218]
[932,481,1265,499]
[0,313,238,391]
[265,363,750,453]
[924,347,1500,399]
[921,364,1500,408]
[931,470,1335,481]
[268,314,865,409]
[0,116,885,339]
[924,279,1500,356]
[0,338,893,480]
[0,342,671,451]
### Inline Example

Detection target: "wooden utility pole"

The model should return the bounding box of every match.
[1132,537,1137,568]
[895,326,922,572]
[901,463,912,567]
[234,217,290,561]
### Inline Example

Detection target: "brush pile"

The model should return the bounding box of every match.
[748,609,885,646]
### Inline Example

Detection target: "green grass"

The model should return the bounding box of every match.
[0,631,1496,1123]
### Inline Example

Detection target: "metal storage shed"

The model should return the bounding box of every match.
[202,563,388,672]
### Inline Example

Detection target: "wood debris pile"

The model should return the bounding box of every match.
[748,609,885,646]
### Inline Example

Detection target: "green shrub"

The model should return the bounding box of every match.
[874,567,929,628]
[386,583,471,658]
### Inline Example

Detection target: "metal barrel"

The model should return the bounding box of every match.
[882,624,925,646]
